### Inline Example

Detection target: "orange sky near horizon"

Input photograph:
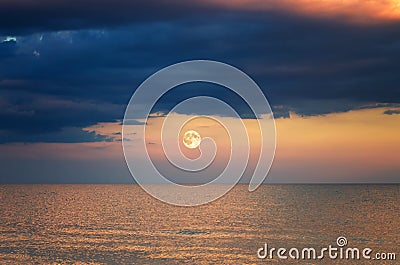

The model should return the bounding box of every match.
[271,107,400,182]
[1,107,399,182]
[83,105,400,183]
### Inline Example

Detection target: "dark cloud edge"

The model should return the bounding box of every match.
[2,0,400,35]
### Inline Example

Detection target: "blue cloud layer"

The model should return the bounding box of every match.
[0,3,399,142]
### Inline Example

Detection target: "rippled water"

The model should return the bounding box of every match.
[0,185,398,264]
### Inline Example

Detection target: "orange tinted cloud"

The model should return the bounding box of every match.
[209,0,400,22]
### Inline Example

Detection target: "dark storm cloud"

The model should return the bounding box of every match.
[0,93,124,142]
[0,1,400,142]
[0,127,111,144]
[0,0,218,35]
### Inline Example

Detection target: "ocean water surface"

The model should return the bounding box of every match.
[0,185,398,264]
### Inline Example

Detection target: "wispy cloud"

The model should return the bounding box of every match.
[383,109,400,115]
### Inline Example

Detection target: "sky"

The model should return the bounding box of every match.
[0,0,399,183]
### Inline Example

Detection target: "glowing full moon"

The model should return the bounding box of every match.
[183,130,201,149]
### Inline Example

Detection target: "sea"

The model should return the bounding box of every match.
[0,185,398,264]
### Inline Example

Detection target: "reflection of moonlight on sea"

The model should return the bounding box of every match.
[183,130,201,149]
